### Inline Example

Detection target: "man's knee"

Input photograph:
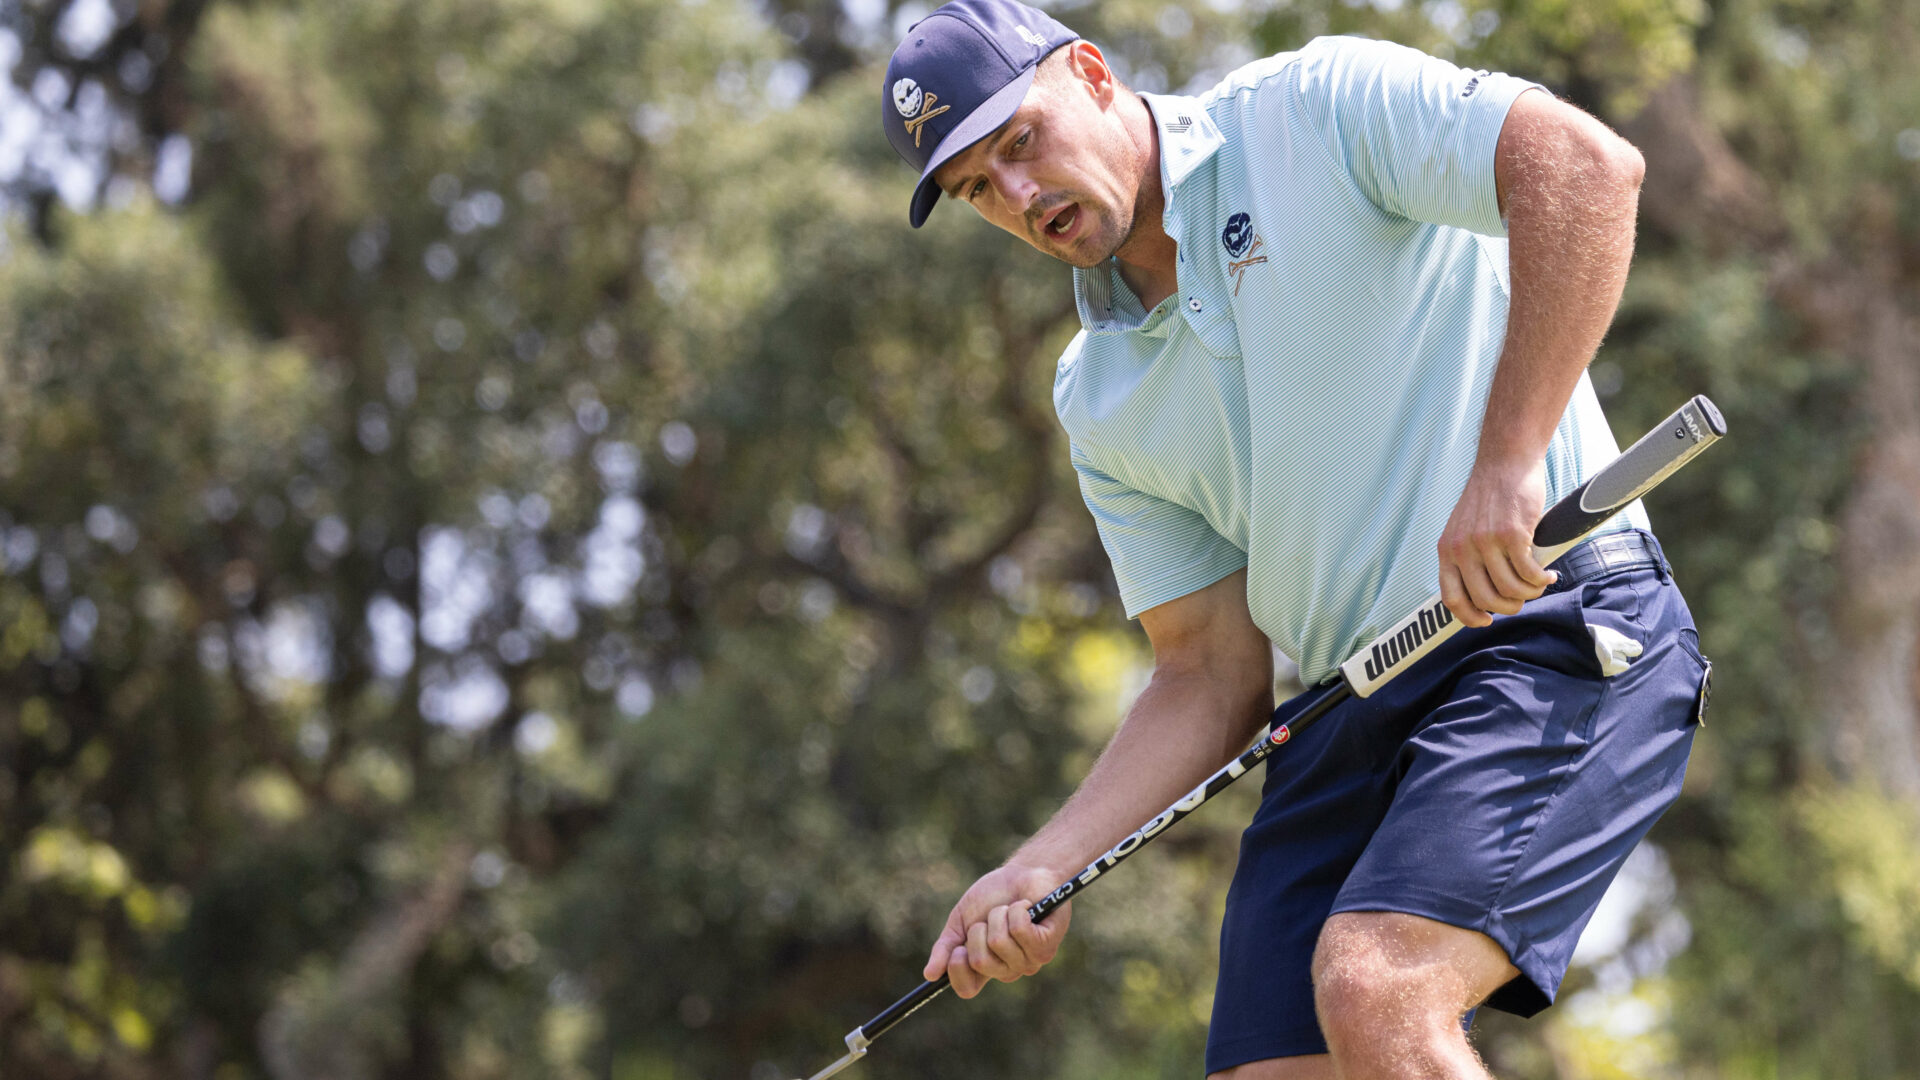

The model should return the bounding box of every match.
[1310,930,1418,1055]
[1309,912,1515,1059]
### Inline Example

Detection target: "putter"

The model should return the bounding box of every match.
[796,395,1727,1080]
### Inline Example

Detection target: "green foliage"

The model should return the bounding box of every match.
[3,0,1919,1076]
[1801,787,1920,990]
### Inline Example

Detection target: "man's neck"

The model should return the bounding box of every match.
[1109,93,1179,311]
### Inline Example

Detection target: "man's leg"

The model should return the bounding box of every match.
[1207,911,1516,1080]
[1210,912,1511,1080]
[1311,912,1518,1080]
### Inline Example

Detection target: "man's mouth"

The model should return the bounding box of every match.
[1042,202,1079,241]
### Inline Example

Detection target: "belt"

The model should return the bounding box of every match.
[1546,530,1665,588]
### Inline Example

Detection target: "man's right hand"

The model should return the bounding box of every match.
[924,861,1073,998]
[920,572,1271,1001]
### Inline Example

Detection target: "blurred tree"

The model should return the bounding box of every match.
[4,0,1919,1078]
[0,0,211,240]
[1604,0,1920,1074]
[4,0,1232,1076]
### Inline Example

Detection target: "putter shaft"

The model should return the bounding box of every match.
[798,1028,870,1080]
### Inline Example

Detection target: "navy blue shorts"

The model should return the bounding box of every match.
[1206,531,1709,1072]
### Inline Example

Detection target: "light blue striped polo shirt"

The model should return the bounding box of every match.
[1054,35,1646,686]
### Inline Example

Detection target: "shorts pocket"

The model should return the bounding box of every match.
[1568,568,1652,679]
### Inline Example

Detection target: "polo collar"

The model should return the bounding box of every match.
[1139,91,1224,190]
[1072,91,1224,333]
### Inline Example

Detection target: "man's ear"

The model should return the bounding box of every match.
[1063,41,1117,107]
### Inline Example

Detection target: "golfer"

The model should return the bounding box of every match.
[883,3,1711,1077]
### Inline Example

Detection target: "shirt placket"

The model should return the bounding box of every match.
[1169,208,1239,358]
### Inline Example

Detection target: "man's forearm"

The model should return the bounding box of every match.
[1011,666,1272,877]
[1437,95,1646,625]
[1482,97,1645,469]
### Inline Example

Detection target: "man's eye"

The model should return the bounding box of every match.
[1013,131,1030,151]
[969,180,986,200]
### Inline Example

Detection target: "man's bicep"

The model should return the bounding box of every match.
[1137,568,1268,678]
[1491,87,1644,222]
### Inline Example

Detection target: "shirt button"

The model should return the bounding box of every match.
[1188,297,1202,312]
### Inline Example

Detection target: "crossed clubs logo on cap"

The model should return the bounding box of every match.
[892,78,950,147]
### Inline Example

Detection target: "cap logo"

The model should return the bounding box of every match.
[1015,24,1048,47]
[892,78,925,118]
[893,77,951,147]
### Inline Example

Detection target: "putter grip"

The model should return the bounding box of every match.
[1532,394,1725,553]
[1338,394,1725,697]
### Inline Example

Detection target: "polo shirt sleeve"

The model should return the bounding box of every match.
[1073,448,1248,619]
[1290,35,1545,236]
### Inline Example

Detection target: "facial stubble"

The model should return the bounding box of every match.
[1038,128,1154,270]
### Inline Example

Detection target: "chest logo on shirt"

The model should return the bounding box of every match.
[1222,212,1268,296]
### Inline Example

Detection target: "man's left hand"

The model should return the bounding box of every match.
[1437,458,1558,628]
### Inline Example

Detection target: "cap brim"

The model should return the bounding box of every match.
[908,66,1039,228]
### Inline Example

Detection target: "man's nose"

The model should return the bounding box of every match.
[988,165,1038,218]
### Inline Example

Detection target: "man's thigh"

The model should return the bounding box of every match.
[1207,680,1402,1072]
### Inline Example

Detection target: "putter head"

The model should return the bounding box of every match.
[796,1027,870,1080]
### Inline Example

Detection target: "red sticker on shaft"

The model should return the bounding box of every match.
[1271,725,1291,745]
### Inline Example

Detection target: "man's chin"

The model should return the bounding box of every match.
[1036,226,1125,270]
[1050,246,1112,270]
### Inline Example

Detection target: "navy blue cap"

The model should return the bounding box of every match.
[882,0,1079,227]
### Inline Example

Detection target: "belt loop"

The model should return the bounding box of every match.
[1644,529,1671,584]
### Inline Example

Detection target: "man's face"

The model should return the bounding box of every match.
[930,58,1142,268]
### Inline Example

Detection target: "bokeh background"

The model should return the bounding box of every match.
[1,0,1918,1076]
